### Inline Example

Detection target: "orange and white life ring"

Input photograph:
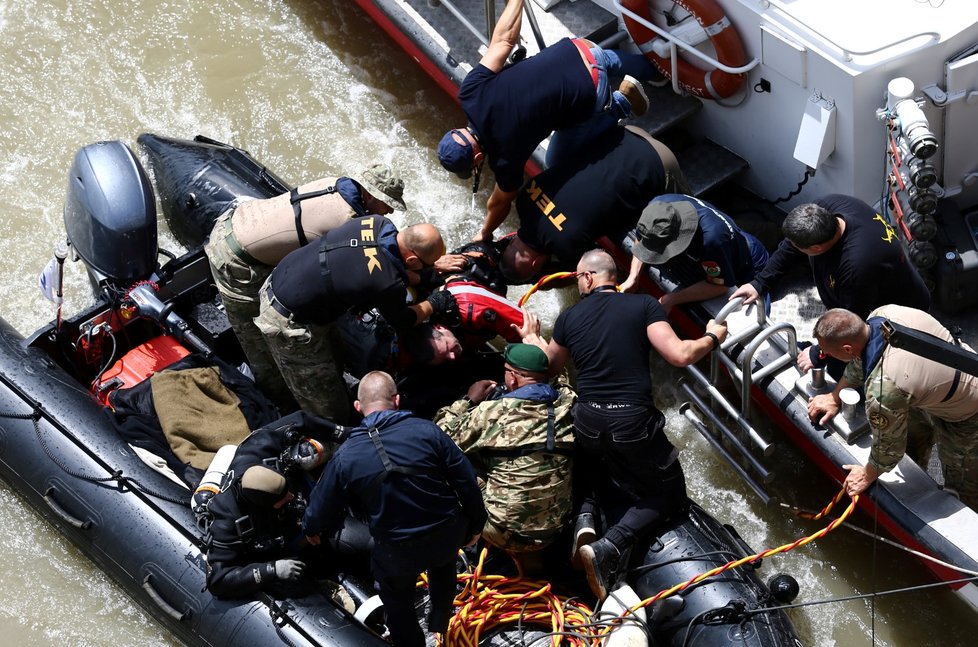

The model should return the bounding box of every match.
[621,0,747,100]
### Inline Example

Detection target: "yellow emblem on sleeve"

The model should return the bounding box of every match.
[869,412,890,430]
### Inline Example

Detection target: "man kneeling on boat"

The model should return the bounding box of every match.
[434,343,576,574]
[520,250,728,599]
[807,306,978,509]
[621,194,769,309]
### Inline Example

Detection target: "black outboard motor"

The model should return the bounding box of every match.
[64,140,158,293]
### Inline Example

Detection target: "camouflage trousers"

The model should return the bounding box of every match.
[253,281,351,423]
[927,411,978,510]
[482,518,559,554]
[204,209,295,410]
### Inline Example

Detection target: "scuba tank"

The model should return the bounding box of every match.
[192,444,238,527]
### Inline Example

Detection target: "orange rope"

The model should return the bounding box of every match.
[433,489,857,645]
[593,488,859,640]
[517,271,578,307]
[436,548,598,646]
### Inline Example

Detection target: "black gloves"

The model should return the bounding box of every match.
[427,289,459,317]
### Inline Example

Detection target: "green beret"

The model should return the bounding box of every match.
[504,343,549,373]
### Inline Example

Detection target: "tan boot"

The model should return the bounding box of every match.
[618,75,649,117]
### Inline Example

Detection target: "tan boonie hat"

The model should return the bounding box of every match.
[358,163,406,211]
[633,200,699,265]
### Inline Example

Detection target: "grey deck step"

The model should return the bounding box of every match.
[638,81,704,137]
[676,139,750,197]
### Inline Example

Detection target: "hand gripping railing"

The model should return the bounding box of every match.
[433,1,547,54]
[682,298,798,459]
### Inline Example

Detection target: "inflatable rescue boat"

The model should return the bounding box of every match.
[0,133,803,646]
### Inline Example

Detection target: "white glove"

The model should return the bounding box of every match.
[273,559,305,581]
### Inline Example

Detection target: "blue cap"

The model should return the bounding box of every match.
[438,129,475,179]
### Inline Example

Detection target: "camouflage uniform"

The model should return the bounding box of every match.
[434,379,576,552]
[204,177,373,410]
[253,279,349,422]
[844,305,978,508]
[205,207,290,406]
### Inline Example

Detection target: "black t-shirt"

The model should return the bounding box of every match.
[459,38,596,192]
[272,216,413,327]
[751,194,930,318]
[516,127,666,264]
[552,291,668,405]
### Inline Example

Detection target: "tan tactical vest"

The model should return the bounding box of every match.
[230,176,356,265]
[869,304,978,422]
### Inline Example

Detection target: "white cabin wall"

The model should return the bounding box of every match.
[669,0,978,211]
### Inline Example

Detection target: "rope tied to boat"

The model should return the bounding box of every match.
[592,487,859,641]
[0,403,191,506]
[434,488,858,645]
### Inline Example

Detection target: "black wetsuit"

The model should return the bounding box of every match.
[205,471,308,598]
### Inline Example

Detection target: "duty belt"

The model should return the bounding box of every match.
[225,227,262,267]
[263,284,294,319]
[582,401,636,410]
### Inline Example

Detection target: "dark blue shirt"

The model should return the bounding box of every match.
[459,38,595,192]
[336,177,368,216]
[302,409,487,543]
[651,194,768,288]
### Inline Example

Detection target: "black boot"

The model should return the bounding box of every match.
[580,537,622,600]
[570,511,596,569]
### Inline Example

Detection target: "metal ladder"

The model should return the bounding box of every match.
[680,298,798,505]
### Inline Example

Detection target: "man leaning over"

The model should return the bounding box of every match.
[205,164,405,408]
[302,371,486,647]
[254,216,457,422]
[807,305,978,509]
